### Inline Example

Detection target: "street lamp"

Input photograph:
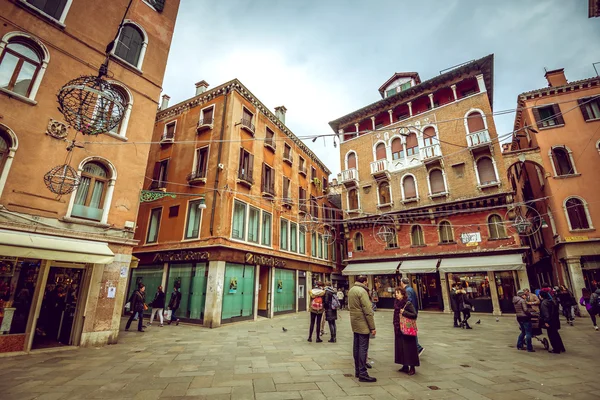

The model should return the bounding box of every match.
[198,198,207,210]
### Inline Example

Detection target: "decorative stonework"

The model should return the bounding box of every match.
[46,119,68,139]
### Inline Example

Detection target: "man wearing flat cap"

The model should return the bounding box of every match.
[513,289,534,352]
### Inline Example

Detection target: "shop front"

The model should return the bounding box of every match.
[0,229,116,354]
[399,259,443,311]
[273,267,295,314]
[342,260,400,309]
[439,253,528,315]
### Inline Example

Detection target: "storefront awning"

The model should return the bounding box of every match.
[399,259,439,274]
[0,230,114,264]
[342,261,400,276]
[439,254,525,273]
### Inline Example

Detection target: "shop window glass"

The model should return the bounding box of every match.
[374,275,399,300]
[411,225,424,246]
[273,268,295,312]
[495,271,518,313]
[448,272,493,312]
[354,232,364,251]
[290,223,298,253]
[386,228,398,249]
[221,263,254,320]
[146,208,161,243]
[166,263,208,321]
[0,258,40,334]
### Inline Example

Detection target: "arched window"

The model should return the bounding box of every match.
[348,188,359,210]
[347,152,357,169]
[354,232,364,251]
[378,181,391,205]
[551,147,575,176]
[387,228,398,249]
[391,138,404,160]
[439,221,453,243]
[429,169,446,194]
[0,35,46,98]
[114,23,147,69]
[69,159,116,223]
[488,214,506,239]
[411,225,425,246]
[466,111,485,133]
[423,127,437,147]
[375,142,386,160]
[476,157,498,185]
[25,0,72,21]
[0,125,17,198]
[406,133,418,157]
[402,175,417,200]
[565,197,591,230]
[0,133,10,174]
[108,83,133,137]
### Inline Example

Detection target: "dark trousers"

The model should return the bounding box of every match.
[126,310,143,331]
[328,320,336,339]
[453,310,461,326]
[169,308,178,323]
[353,333,370,377]
[462,310,471,327]
[562,306,574,321]
[517,320,533,351]
[308,312,322,339]
[589,312,597,326]
[547,327,565,352]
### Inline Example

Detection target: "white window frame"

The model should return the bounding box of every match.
[548,145,578,177]
[438,220,454,243]
[0,123,19,198]
[400,173,419,202]
[110,20,148,71]
[199,105,215,126]
[487,214,507,239]
[145,207,162,244]
[463,108,489,134]
[563,196,594,231]
[427,168,448,197]
[18,0,73,25]
[192,145,210,176]
[372,140,389,161]
[230,199,273,248]
[410,225,425,246]
[0,31,50,103]
[474,155,500,188]
[105,81,133,140]
[163,120,177,140]
[354,232,364,251]
[182,198,204,240]
[344,150,358,170]
[65,156,117,226]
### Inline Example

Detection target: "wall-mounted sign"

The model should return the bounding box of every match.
[245,253,286,267]
[460,232,482,245]
[153,251,210,263]
[565,236,588,242]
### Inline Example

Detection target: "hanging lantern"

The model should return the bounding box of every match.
[57,75,126,136]
[43,164,80,195]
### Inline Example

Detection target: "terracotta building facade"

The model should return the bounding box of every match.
[330,55,528,315]
[132,79,342,328]
[0,0,179,354]
[506,68,600,315]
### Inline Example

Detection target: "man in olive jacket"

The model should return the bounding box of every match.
[348,275,376,382]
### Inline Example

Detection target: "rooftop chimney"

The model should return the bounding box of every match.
[195,80,209,96]
[160,94,170,110]
[274,105,287,124]
[545,68,568,88]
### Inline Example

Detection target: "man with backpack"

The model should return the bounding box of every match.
[590,286,600,330]
[307,281,325,342]
[324,282,340,342]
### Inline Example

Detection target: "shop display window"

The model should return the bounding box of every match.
[448,272,493,312]
[0,257,41,335]
[495,271,518,313]
[166,263,208,321]
[374,275,400,299]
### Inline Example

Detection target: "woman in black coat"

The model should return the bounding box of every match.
[540,291,565,353]
[455,286,473,329]
[149,285,166,327]
[393,286,419,375]
[323,286,338,342]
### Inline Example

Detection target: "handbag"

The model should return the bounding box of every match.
[399,307,418,336]
[143,303,148,311]
[164,309,172,321]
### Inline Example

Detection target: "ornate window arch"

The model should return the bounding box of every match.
[354,232,364,251]
[438,220,454,243]
[66,157,117,224]
[463,108,488,134]
[563,196,593,231]
[345,150,357,170]
[400,173,418,201]
[112,21,148,70]
[422,125,439,146]
[390,136,404,160]
[373,140,387,161]
[488,214,506,239]
[0,123,18,198]
[410,225,425,246]
[0,31,50,101]
[548,145,577,176]
[427,168,447,196]
[106,81,133,138]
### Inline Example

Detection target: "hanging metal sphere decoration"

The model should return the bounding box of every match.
[373,215,396,245]
[504,204,543,237]
[57,74,126,136]
[43,164,80,195]
[300,213,319,233]
[322,226,336,245]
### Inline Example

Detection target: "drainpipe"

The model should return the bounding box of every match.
[210,88,229,235]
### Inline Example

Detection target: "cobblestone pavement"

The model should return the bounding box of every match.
[1,311,599,400]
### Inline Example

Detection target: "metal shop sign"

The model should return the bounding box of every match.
[460,232,482,246]
[245,252,286,267]
[153,251,210,263]
[565,236,588,242]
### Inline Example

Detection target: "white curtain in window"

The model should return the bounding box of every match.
[248,207,260,243]
[186,202,201,238]
[290,223,297,252]
[89,181,105,209]
[74,176,91,205]
[280,219,288,250]
[232,201,246,239]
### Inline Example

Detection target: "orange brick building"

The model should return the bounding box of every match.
[0,0,179,354]
[506,68,600,314]
[329,55,528,315]
[132,79,342,328]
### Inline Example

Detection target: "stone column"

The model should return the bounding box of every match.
[487,271,501,316]
[476,74,486,93]
[388,110,393,124]
[428,93,435,109]
[440,273,451,313]
[566,258,588,317]
[451,84,457,101]
[371,116,376,130]
[295,270,299,313]
[161,262,169,290]
[516,269,530,291]
[407,102,413,117]
[268,266,275,319]
[307,271,313,311]
[204,260,226,328]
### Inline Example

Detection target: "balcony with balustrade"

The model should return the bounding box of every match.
[339,168,359,188]
[187,169,207,184]
[370,159,390,180]
[197,117,214,133]
[240,117,255,135]
[421,143,442,163]
[466,129,492,150]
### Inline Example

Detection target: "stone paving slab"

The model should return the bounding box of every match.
[0,310,599,399]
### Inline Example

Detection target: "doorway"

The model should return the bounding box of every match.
[257,266,270,317]
[32,266,85,349]
[413,273,443,311]
[298,272,306,312]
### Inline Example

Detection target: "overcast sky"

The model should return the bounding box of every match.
[162,0,600,177]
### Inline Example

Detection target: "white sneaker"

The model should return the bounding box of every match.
[595,326,598,331]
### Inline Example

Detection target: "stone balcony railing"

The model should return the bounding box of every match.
[466,129,491,148]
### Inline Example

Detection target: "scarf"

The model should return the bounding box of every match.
[395,298,407,310]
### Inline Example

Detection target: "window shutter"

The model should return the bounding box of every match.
[552,104,565,125]
[467,112,485,133]
[269,168,275,193]
[153,0,165,12]
[152,162,161,183]
[391,138,402,153]
[577,98,590,121]
[248,153,254,181]
[406,133,417,148]
[403,176,416,198]
[162,160,169,183]
[261,164,266,191]
[347,153,356,169]
[531,108,543,129]
[566,199,589,229]
[376,143,386,160]
[477,158,496,185]
[238,148,244,179]
[430,170,445,193]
